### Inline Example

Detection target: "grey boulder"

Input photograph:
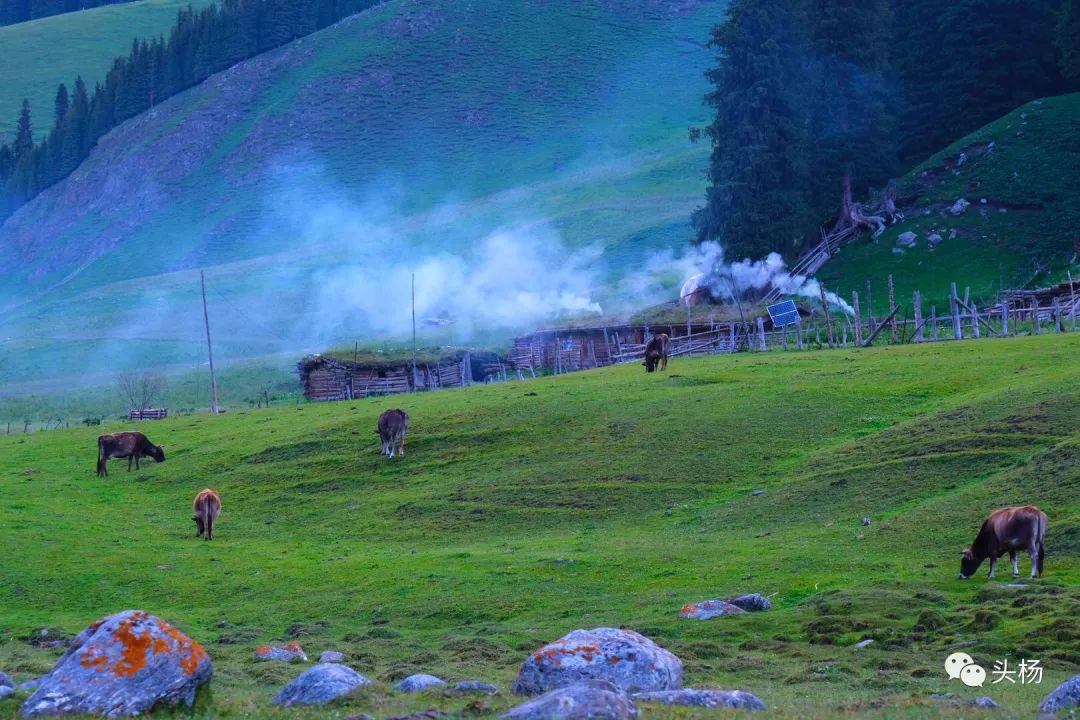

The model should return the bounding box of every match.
[502,680,637,719]
[727,593,772,612]
[20,610,212,718]
[514,627,681,695]
[680,600,745,619]
[0,671,13,688]
[634,689,765,711]
[273,663,371,707]
[394,674,446,693]
[255,642,307,662]
[971,696,997,709]
[1040,674,1080,713]
[319,650,345,663]
[0,686,14,700]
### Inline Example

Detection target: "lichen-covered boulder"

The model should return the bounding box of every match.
[20,610,211,717]
[633,689,766,711]
[679,600,745,620]
[502,680,637,719]
[273,663,371,707]
[513,628,681,695]
[726,594,772,612]
[1040,675,1080,713]
[255,641,307,662]
[454,680,499,695]
[319,650,345,663]
[394,674,446,693]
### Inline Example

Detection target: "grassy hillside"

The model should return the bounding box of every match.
[0,0,721,399]
[818,93,1080,314]
[0,0,219,142]
[0,335,1077,718]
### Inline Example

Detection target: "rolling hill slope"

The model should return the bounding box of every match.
[0,0,219,142]
[817,93,1080,313]
[0,336,1077,717]
[0,0,721,393]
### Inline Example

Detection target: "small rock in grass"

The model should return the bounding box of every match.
[0,686,14,700]
[971,696,997,709]
[387,710,446,720]
[503,680,637,719]
[345,714,374,720]
[854,639,875,649]
[454,680,499,694]
[18,679,42,693]
[751,489,766,496]
[680,600,745,620]
[1039,674,1080,713]
[319,650,345,663]
[727,593,771,612]
[949,198,970,215]
[273,663,371,707]
[394,674,446,693]
[255,641,307,662]
[0,671,13,688]
[634,688,765,711]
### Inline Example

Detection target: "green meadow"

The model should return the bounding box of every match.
[1,333,1077,718]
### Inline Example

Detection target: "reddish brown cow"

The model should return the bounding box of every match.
[193,488,222,541]
[97,431,165,477]
[960,505,1047,579]
[643,333,670,373]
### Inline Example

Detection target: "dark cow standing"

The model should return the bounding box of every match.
[643,333,670,373]
[193,488,222,541]
[97,431,165,477]
[960,505,1047,579]
[377,408,409,458]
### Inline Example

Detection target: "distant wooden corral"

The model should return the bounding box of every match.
[128,408,168,420]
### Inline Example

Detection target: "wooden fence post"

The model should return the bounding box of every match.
[756,316,766,351]
[888,275,897,344]
[931,305,938,340]
[950,282,963,340]
[795,320,804,350]
[852,291,863,346]
[1001,299,1009,336]
[1033,300,1041,334]
[782,324,789,351]
[913,290,923,342]
[1054,298,1063,333]
[819,284,835,348]
[866,278,875,336]
[971,303,980,338]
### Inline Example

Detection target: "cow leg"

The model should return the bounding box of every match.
[398,436,405,457]
[1010,550,1019,577]
[206,515,213,541]
[987,557,996,578]
[135,455,141,470]
[1029,541,1040,578]
[194,517,204,537]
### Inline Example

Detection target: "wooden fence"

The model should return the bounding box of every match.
[128,408,168,420]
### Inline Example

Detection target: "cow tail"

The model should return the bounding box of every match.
[97,438,105,475]
[1037,513,1047,576]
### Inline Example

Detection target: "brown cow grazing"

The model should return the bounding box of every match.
[642,333,670,373]
[97,431,165,477]
[193,488,221,541]
[378,409,409,458]
[960,505,1047,580]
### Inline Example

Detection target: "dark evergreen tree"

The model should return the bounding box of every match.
[53,83,69,126]
[1057,0,1080,79]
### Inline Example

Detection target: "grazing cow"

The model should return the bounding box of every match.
[96,431,165,477]
[377,408,409,458]
[642,333,670,373]
[960,505,1047,579]
[193,488,221,541]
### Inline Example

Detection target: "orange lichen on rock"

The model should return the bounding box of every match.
[76,611,206,678]
[679,603,700,615]
[256,645,272,654]
[283,641,304,653]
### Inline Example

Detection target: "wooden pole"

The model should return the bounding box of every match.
[1054,297,1063,333]
[199,271,220,415]
[818,283,835,348]
[861,306,901,347]
[756,316,766,351]
[852,291,863,347]
[888,275,897,344]
[950,282,962,340]
[1033,299,1041,334]
[411,273,417,391]
[1069,271,1077,331]
[913,290,923,342]
[795,320,804,351]
[1002,298,1009,336]
[931,305,938,340]
[865,278,874,336]
[971,302,980,338]
[782,324,789,351]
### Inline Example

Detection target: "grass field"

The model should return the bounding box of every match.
[817,93,1080,315]
[0,0,219,142]
[0,334,1077,718]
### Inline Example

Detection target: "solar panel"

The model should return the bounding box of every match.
[766,300,800,327]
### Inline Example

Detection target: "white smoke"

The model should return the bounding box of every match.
[666,241,854,315]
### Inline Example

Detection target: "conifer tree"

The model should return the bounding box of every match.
[54,83,69,126]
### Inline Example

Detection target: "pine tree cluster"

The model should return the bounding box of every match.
[694,0,1079,260]
[0,0,379,222]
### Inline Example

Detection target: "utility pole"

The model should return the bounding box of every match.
[411,272,417,392]
[200,271,220,414]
